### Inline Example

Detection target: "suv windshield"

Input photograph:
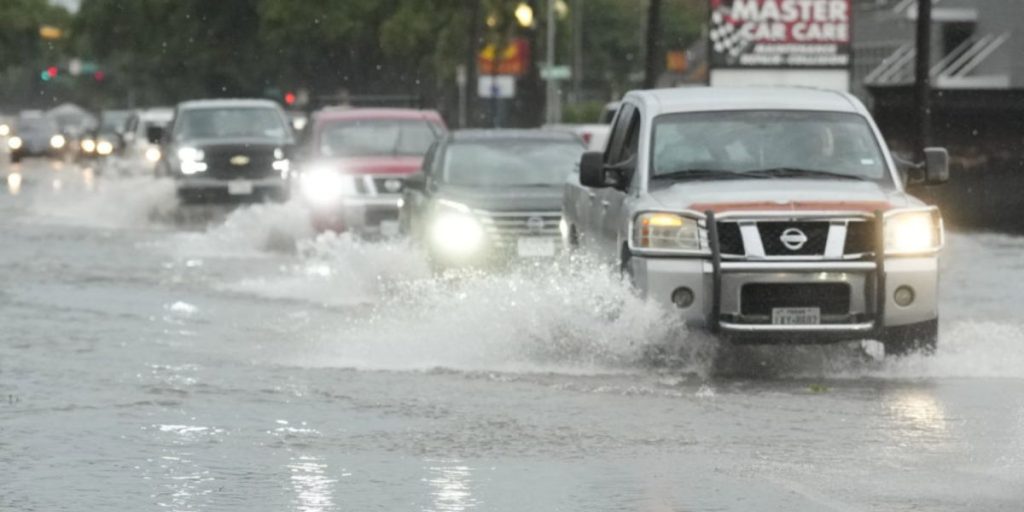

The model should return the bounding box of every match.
[442,140,584,187]
[651,110,890,183]
[175,107,288,142]
[319,119,438,157]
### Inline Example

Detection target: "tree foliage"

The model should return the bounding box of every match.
[60,0,703,120]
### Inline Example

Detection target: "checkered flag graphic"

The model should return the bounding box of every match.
[709,8,751,59]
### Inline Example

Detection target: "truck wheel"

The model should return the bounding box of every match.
[882,319,938,357]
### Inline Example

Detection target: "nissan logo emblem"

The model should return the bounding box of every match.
[526,216,545,234]
[780,227,808,251]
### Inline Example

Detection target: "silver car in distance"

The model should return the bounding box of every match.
[562,87,949,356]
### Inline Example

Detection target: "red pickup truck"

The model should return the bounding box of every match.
[297,108,447,235]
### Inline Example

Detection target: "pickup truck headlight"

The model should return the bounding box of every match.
[633,212,702,251]
[300,166,353,206]
[885,208,943,255]
[430,200,484,256]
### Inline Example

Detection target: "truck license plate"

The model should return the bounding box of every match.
[772,307,821,325]
[517,237,556,258]
[228,180,254,195]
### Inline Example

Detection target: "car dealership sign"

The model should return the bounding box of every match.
[709,0,851,68]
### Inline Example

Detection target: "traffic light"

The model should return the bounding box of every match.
[284,91,297,106]
[41,66,58,81]
[94,71,105,82]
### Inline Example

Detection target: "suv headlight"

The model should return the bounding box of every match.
[632,212,702,252]
[430,200,483,256]
[885,208,943,255]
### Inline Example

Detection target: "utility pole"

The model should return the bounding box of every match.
[572,0,584,104]
[545,0,558,124]
[463,0,480,127]
[914,0,932,157]
[643,0,662,89]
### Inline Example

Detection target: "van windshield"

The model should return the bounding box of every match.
[651,111,890,183]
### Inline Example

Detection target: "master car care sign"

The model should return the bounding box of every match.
[709,0,851,68]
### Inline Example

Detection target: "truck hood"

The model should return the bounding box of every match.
[648,179,917,213]
[438,184,563,212]
[313,156,422,176]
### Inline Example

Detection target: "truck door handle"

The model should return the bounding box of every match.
[586,191,596,198]
[601,200,610,208]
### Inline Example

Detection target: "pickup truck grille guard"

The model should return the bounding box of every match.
[705,210,887,336]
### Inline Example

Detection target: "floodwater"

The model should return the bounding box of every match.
[2,159,1022,511]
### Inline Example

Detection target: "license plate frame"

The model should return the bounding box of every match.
[516,237,556,258]
[227,180,254,195]
[771,307,821,325]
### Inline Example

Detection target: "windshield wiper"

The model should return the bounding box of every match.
[653,169,768,181]
[743,167,867,181]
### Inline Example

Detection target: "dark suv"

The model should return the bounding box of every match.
[159,99,295,203]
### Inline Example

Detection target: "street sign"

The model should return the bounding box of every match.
[540,65,571,81]
[478,75,516,99]
[478,38,531,76]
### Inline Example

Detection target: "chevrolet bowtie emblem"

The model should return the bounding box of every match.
[230,155,250,166]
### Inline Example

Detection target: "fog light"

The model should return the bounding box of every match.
[894,286,915,307]
[671,287,695,309]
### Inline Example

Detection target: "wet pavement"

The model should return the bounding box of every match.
[2,159,1023,511]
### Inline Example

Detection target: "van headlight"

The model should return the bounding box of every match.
[632,212,702,252]
[885,208,943,255]
[430,200,484,256]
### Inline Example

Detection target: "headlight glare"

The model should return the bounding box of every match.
[885,209,942,254]
[633,212,701,251]
[300,167,352,206]
[430,211,484,256]
[81,138,96,153]
[50,134,66,149]
[145,147,161,162]
[177,146,204,162]
[96,140,114,156]
[8,136,23,150]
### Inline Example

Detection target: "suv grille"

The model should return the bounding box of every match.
[204,147,277,180]
[716,222,744,255]
[476,211,561,246]
[759,222,829,255]
[716,218,876,258]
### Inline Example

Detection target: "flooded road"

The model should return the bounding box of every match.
[2,160,1023,511]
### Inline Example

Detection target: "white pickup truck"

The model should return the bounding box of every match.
[562,87,948,355]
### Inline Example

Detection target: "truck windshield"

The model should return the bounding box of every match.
[442,140,584,187]
[319,119,438,157]
[651,110,890,183]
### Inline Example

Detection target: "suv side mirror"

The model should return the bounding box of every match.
[579,151,607,188]
[923,147,949,185]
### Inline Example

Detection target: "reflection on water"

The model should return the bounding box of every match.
[887,391,951,443]
[52,178,62,191]
[425,462,478,512]
[289,455,336,512]
[7,172,21,195]
[82,167,96,191]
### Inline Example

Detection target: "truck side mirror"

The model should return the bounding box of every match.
[923,147,949,185]
[579,151,607,188]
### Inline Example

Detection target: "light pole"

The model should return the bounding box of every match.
[545,0,558,124]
